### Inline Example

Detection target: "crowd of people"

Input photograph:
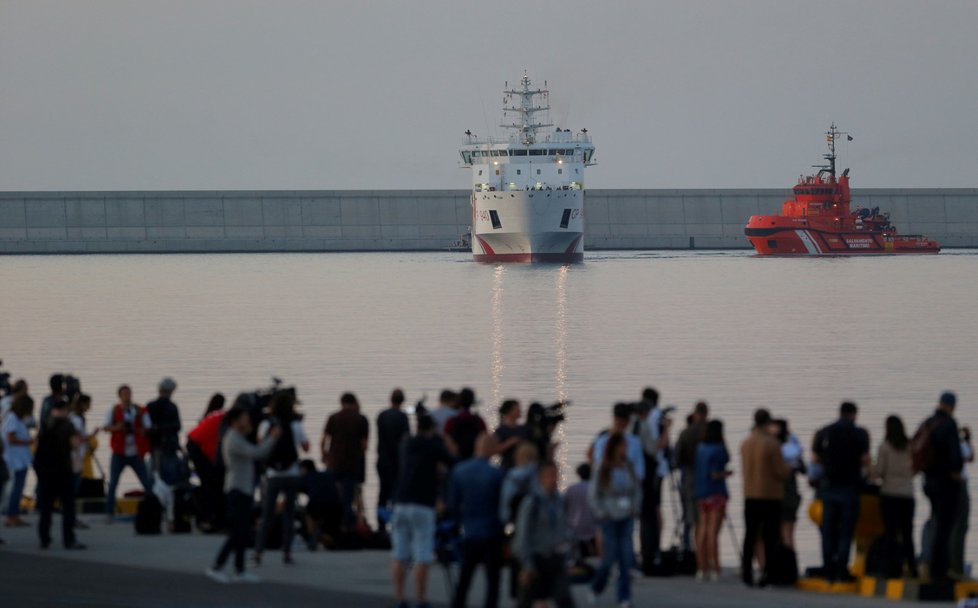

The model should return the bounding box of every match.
[0,370,973,608]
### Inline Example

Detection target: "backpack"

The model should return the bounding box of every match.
[266,421,298,472]
[911,417,939,473]
[135,495,163,535]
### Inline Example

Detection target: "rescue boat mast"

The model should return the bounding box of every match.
[813,122,852,180]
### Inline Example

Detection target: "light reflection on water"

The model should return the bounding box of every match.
[2,250,977,568]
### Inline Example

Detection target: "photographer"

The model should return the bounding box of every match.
[254,389,309,566]
[494,399,528,472]
[103,385,152,522]
[631,388,670,570]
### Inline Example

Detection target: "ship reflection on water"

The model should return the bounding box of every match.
[488,262,571,480]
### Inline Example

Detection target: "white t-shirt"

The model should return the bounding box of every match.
[104,405,152,457]
[2,413,33,471]
[257,419,308,477]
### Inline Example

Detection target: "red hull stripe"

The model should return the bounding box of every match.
[474,253,584,263]
[565,234,584,255]
[475,236,495,256]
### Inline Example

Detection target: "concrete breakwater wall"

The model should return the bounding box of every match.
[0,188,976,253]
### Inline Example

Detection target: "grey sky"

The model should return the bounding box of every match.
[1,0,976,191]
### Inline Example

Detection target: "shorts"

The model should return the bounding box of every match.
[698,495,728,513]
[391,503,436,564]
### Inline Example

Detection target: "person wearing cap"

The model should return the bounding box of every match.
[146,377,182,481]
[918,391,964,583]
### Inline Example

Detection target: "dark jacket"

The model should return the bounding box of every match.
[34,417,77,476]
[923,409,963,488]
[146,397,182,451]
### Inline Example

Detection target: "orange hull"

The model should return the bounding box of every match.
[745,216,940,255]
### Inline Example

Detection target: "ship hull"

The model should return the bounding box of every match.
[471,190,584,263]
[745,218,940,255]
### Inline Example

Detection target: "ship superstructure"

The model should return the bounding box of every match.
[460,73,595,262]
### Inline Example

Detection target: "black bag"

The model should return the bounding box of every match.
[643,546,696,577]
[171,483,196,533]
[768,544,799,586]
[135,495,163,535]
[77,477,105,499]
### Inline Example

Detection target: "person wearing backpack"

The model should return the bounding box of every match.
[811,401,870,583]
[254,390,309,566]
[916,391,964,583]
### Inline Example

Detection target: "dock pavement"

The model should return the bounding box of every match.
[0,516,901,608]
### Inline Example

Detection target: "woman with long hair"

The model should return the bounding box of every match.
[694,419,731,581]
[588,432,642,606]
[200,393,225,422]
[875,415,917,577]
[254,390,309,565]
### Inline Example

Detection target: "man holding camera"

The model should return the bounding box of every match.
[633,388,671,571]
[103,385,152,521]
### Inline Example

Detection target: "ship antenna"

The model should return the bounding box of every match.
[815,122,850,180]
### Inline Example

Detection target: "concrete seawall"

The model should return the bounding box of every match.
[1,188,976,253]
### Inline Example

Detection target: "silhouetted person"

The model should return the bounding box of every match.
[741,408,789,587]
[918,391,964,583]
[391,414,454,608]
[493,399,528,472]
[103,385,152,521]
[146,377,182,481]
[376,388,410,520]
[513,460,573,608]
[39,373,65,427]
[874,415,917,578]
[35,398,85,549]
[322,392,369,524]
[205,403,280,584]
[812,401,870,582]
[445,387,487,460]
[449,434,504,608]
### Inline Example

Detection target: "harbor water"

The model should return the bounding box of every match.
[3,250,978,568]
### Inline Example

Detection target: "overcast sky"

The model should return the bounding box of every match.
[1,1,976,191]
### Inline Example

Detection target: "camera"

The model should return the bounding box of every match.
[123,420,134,434]
[0,360,11,397]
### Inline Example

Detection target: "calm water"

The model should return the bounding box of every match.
[3,250,978,568]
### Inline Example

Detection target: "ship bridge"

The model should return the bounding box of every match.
[460,73,595,193]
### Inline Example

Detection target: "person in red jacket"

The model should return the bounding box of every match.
[102,385,152,522]
[187,393,227,531]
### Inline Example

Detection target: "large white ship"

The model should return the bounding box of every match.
[460,74,595,262]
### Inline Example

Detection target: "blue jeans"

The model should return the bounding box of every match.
[5,468,28,517]
[106,453,152,517]
[591,518,634,602]
[820,485,860,579]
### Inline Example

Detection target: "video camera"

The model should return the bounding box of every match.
[0,360,11,397]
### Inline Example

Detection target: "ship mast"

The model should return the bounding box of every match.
[500,71,553,145]
[814,123,851,180]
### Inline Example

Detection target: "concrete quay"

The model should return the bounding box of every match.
[1,188,977,254]
[0,517,899,608]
